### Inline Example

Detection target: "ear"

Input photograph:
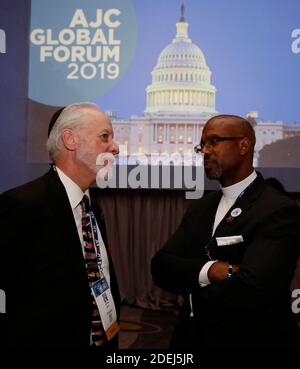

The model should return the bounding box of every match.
[61,129,79,151]
[239,137,251,156]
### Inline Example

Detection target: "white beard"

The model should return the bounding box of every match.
[76,142,98,175]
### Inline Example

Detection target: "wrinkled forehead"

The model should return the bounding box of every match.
[202,117,242,138]
[87,109,112,131]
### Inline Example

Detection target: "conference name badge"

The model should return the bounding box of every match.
[91,277,119,340]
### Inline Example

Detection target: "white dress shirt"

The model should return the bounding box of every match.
[56,167,110,286]
[198,171,257,285]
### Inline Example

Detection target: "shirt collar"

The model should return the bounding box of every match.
[56,166,90,209]
[221,170,257,200]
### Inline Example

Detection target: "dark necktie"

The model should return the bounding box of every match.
[80,195,106,346]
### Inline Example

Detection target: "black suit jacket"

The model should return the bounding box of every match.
[0,168,120,348]
[151,173,300,349]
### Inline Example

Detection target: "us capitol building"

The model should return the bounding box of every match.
[109,5,300,165]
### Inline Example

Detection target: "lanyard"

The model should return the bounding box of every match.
[89,209,104,273]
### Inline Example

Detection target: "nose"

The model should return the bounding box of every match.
[201,143,212,155]
[110,140,119,156]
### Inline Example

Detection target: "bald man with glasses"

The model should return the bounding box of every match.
[152,114,300,350]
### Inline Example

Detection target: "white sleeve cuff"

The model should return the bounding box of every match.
[199,260,218,287]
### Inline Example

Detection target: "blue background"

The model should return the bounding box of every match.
[95,0,300,122]
[1,0,300,192]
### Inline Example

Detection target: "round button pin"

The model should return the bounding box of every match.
[231,208,242,217]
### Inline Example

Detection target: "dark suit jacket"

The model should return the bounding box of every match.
[0,168,120,348]
[151,173,300,349]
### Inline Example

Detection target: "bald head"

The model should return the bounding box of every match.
[201,114,256,186]
[205,114,256,148]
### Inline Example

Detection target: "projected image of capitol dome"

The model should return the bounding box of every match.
[111,4,217,157]
[145,4,216,116]
[110,3,300,161]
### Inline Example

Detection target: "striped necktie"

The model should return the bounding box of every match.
[80,195,106,346]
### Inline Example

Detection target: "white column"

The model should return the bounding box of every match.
[166,123,169,142]
[164,123,167,143]
[195,124,199,143]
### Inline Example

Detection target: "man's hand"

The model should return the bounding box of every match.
[207,261,239,282]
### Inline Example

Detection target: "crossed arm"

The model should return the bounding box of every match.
[151,204,300,315]
[207,261,239,282]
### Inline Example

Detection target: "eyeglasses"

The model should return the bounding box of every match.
[194,136,244,154]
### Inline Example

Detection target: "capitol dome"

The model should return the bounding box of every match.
[156,37,207,70]
[145,5,216,116]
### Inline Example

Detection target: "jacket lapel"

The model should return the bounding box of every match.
[42,168,87,267]
[213,172,265,237]
[193,190,223,244]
